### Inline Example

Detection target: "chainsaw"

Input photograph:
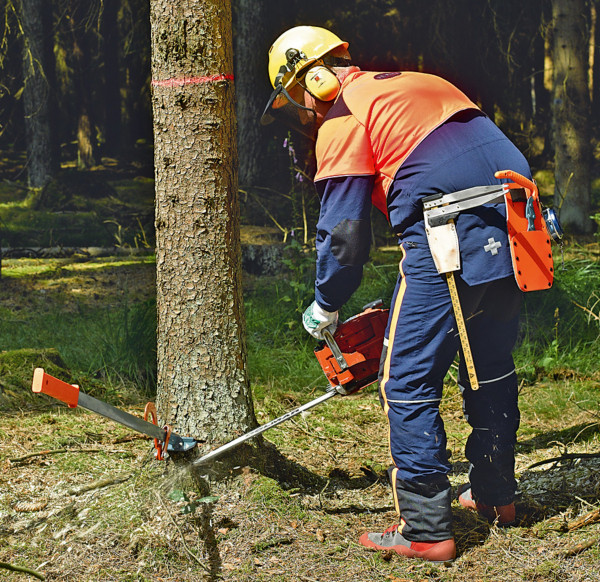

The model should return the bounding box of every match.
[31,301,389,464]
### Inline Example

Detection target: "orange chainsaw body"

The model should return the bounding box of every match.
[314,306,389,394]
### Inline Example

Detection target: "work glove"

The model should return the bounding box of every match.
[302,300,338,340]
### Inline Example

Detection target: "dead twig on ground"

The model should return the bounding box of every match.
[9,448,99,463]
[526,452,600,470]
[9,448,127,464]
[567,508,600,532]
[571,297,600,323]
[113,434,148,444]
[563,537,599,557]
[7,502,77,536]
[0,561,45,580]
[67,473,132,496]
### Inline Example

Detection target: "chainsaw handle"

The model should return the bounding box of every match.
[362,299,384,311]
[323,329,348,371]
[32,368,80,408]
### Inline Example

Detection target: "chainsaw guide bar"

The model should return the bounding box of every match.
[31,302,390,463]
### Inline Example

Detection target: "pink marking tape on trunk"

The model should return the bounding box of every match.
[152,73,234,87]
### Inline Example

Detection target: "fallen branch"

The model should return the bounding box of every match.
[10,502,76,535]
[563,537,599,557]
[526,452,600,470]
[9,448,126,464]
[113,434,148,444]
[567,508,600,532]
[0,561,45,580]
[67,473,132,496]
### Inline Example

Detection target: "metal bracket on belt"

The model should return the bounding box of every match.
[422,185,507,228]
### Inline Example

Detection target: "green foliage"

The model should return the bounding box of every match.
[244,239,320,396]
[0,257,157,398]
[0,172,154,248]
[0,348,68,410]
[246,475,307,522]
[278,238,317,321]
[87,297,157,394]
[591,212,600,240]
[515,256,600,380]
[340,253,398,320]
[168,489,219,515]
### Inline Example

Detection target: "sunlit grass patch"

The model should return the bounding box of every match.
[1,255,155,279]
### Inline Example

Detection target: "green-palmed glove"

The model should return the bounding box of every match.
[302,300,338,340]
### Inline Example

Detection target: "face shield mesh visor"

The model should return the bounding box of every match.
[260,83,318,141]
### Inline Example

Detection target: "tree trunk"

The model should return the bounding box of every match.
[551,0,594,234]
[17,0,54,189]
[68,7,97,169]
[99,0,121,157]
[150,0,257,443]
[119,0,152,158]
[591,0,600,128]
[233,0,267,188]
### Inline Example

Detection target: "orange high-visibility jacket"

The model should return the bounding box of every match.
[314,71,479,217]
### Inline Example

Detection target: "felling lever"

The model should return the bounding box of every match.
[31,302,389,464]
[31,368,197,460]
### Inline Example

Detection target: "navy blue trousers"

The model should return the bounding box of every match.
[380,251,522,540]
[380,240,521,501]
[378,112,528,540]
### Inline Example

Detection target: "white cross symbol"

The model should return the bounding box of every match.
[484,237,502,255]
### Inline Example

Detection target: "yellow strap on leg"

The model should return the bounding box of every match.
[446,272,479,390]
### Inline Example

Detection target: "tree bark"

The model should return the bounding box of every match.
[99,0,121,157]
[16,0,54,189]
[233,0,267,188]
[551,0,594,234]
[68,5,97,169]
[150,0,257,443]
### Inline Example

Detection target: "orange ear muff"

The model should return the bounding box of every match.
[304,65,340,101]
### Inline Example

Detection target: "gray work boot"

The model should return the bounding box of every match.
[359,524,456,563]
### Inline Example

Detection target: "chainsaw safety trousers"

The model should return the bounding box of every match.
[379,245,522,538]
[374,118,527,540]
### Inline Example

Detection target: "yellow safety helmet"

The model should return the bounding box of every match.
[267,26,349,90]
[261,26,350,128]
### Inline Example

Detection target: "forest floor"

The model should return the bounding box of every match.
[1,255,600,581]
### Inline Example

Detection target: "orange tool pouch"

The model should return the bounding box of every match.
[496,170,554,292]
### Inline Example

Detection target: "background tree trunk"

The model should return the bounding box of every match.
[68,4,97,169]
[99,0,121,157]
[120,0,152,158]
[551,0,594,234]
[150,0,257,443]
[17,0,54,189]
[233,0,267,188]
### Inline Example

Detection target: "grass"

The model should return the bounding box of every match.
[1,238,600,580]
[0,168,155,249]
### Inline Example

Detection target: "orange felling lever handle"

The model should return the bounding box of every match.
[494,170,539,201]
[144,402,166,461]
[32,368,80,408]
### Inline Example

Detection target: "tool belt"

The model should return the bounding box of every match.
[422,170,557,292]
